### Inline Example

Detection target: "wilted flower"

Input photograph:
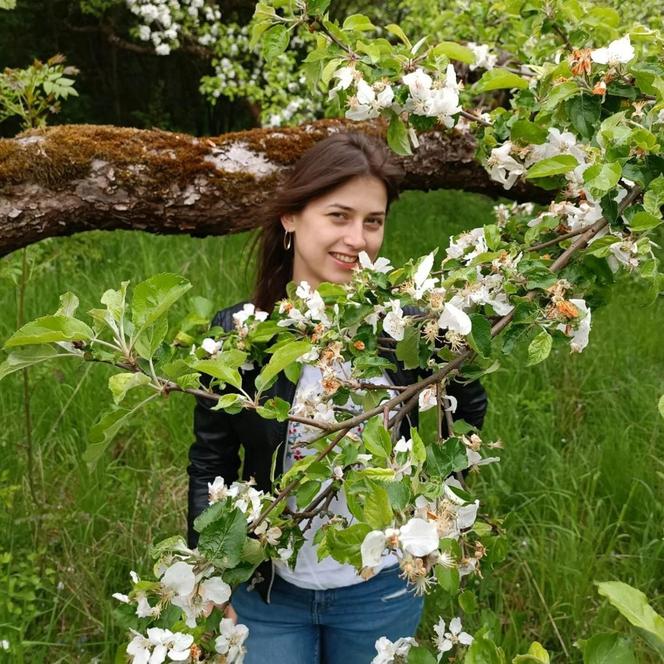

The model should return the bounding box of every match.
[556,298,591,352]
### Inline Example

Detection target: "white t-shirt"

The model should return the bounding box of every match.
[273,361,400,590]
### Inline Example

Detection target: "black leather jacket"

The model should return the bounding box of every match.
[187,301,488,603]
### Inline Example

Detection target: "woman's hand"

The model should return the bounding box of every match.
[223,602,238,625]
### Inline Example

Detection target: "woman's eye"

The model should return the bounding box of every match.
[329,212,346,219]
[365,218,383,226]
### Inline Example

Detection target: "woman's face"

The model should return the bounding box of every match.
[281,175,388,289]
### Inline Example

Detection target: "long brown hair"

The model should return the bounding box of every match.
[250,132,404,313]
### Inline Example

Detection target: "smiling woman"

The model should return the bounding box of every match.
[248,132,403,313]
[186,133,488,663]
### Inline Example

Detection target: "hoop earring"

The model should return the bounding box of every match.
[283,230,292,251]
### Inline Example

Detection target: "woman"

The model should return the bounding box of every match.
[187,132,488,663]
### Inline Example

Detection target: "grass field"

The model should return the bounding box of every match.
[1,188,662,662]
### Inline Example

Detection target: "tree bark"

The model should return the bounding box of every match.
[0,118,551,257]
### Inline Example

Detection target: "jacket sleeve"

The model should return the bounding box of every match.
[447,376,488,431]
[186,309,242,549]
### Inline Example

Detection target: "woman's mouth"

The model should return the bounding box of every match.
[330,252,358,268]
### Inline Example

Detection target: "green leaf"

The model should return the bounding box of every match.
[396,326,420,369]
[55,292,80,318]
[565,94,601,141]
[410,427,426,463]
[526,155,578,179]
[387,114,412,156]
[342,14,375,31]
[108,372,151,405]
[212,393,245,413]
[581,633,636,664]
[431,41,475,64]
[435,560,460,594]
[385,23,411,48]
[255,340,311,393]
[362,416,392,458]
[363,484,393,529]
[4,315,94,348]
[407,646,438,664]
[628,211,662,231]
[131,273,191,331]
[583,162,622,198]
[465,633,506,664]
[643,175,664,218]
[134,316,168,360]
[468,314,492,358]
[325,523,371,567]
[475,68,529,92]
[513,641,550,663]
[307,0,331,14]
[0,346,68,380]
[459,589,478,614]
[538,81,580,113]
[296,481,322,509]
[83,408,131,465]
[261,24,290,60]
[197,507,247,569]
[510,119,547,146]
[527,330,552,366]
[0,0,17,9]
[426,438,468,477]
[596,581,664,648]
[192,357,243,390]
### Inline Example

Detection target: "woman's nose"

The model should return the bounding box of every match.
[344,221,367,251]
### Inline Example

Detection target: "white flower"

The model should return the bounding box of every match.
[346,80,395,121]
[372,636,418,664]
[446,227,487,264]
[135,592,159,618]
[126,627,193,664]
[467,42,497,70]
[233,303,268,331]
[466,448,500,470]
[411,252,437,299]
[383,299,406,341]
[208,476,237,504]
[426,86,461,127]
[199,576,232,605]
[112,592,130,603]
[394,437,413,453]
[361,530,387,568]
[402,68,433,98]
[607,238,639,271]
[215,618,249,662]
[437,303,472,336]
[399,517,440,556]
[418,385,437,412]
[254,520,282,545]
[161,561,196,598]
[201,337,222,355]
[526,127,587,167]
[328,65,356,99]
[556,298,591,352]
[487,142,526,190]
[333,465,344,480]
[433,616,473,655]
[155,43,171,56]
[358,251,393,273]
[591,35,635,66]
[0,640,8,651]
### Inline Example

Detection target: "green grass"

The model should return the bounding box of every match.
[1,189,662,662]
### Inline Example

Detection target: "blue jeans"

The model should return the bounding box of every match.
[231,564,424,663]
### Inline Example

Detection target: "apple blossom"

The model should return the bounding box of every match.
[358,250,393,273]
[372,636,418,664]
[215,618,249,662]
[383,299,406,341]
[591,35,635,66]
[487,142,526,190]
[398,517,439,556]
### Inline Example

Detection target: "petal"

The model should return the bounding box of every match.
[438,303,472,335]
[361,530,387,567]
[161,561,196,597]
[399,518,439,556]
[200,576,231,605]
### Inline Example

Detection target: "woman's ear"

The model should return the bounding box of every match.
[280,215,295,233]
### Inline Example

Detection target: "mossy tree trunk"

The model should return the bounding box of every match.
[0,119,550,257]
